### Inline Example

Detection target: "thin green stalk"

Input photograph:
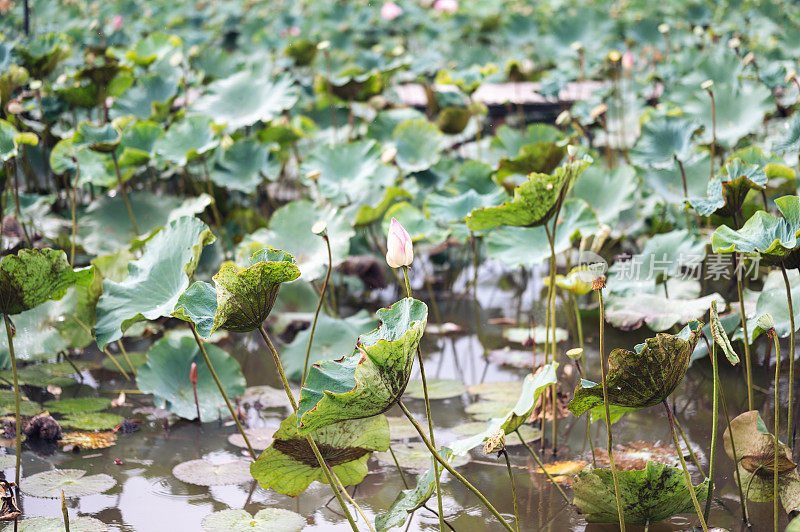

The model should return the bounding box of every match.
[515,429,570,503]
[258,326,360,532]
[397,401,514,532]
[500,450,521,532]
[771,329,781,532]
[572,294,584,349]
[780,263,795,443]
[110,150,139,235]
[388,444,410,489]
[704,337,719,521]
[71,315,130,379]
[70,159,79,266]
[736,260,753,410]
[301,234,332,387]
[596,288,625,531]
[663,399,708,532]
[116,340,137,376]
[675,415,704,475]
[3,314,21,485]
[586,418,597,468]
[719,377,749,525]
[61,490,70,532]
[189,326,256,460]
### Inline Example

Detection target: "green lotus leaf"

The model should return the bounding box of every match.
[741,269,800,343]
[72,122,121,153]
[490,124,563,159]
[297,298,427,435]
[572,165,637,229]
[630,115,699,168]
[210,138,280,193]
[172,458,252,486]
[112,72,179,120]
[572,462,709,525]
[711,195,800,268]
[191,71,298,131]
[155,116,219,167]
[228,426,277,452]
[0,363,78,387]
[568,323,701,417]
[44,397,110,414]
[21,469,115,498]
[201,508,306,532]
[250,414,389,497]
[354,186,412,227]
[605,290,722,332]
[95,216,214,348]
[0,300,67,366]
[0,119,21,162]
[16,32,71,78]
[688,158,767,217]
[404,378,466,400]
[495,141,567,189]
[392,119,444,173]
[381,202,449,246]
[136,335,245,421]
[774,114,800,153]
[425,189,506,224]
[0,248,91,316]
[124,33,181,66]
[641,152,711,205]
[367,108,427,144]
[117,120,162,167]
[173,248,300,337]
[60,412,123,430]
[466,159,590,230]
[49,137,116,187]
[1,517,107,531]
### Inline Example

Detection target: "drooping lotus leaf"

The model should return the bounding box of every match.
[711,195,800,268]
[201,508,306,532]
[136,335,245,421]
[95,216,214,348]
[723,410,800,512]
[72,122,121,153]
[44,397,110,414]
[742,269,800,343]
[191,71,298,131]
[0,119,33,162]
[568,323,701,417]
[173,459,252,486]
[21,469,116,498]
[60,412,123,430]
[375,443,469,471]
[297,298,427,435]
[572,462,709,525]
[688,158,768,217]
[2,517,107,531]
[117,120,162,167]
[15,32,71,79]
[155,115,219,167]
[710,303,740,365]
[404,378,466,400]
[355,186,413,227]
[173,248,300,338]
[466,159,590,230]
[630,115,699,169]
[495,142,567,189]
[392,119,444,173]
[0,248,92,316]
[604,289,722,332]
[250,414,389,496]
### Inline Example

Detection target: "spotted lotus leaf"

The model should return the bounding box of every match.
[568,322,701,416]
[296,298,427,435]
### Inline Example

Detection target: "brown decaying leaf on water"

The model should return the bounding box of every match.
[592,440,680,471]
[60,431,117,450]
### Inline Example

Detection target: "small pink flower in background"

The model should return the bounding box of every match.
[112,14,123,31]
[433,0,458,12]
[385,218,413,268]
[381,1,403,21]
[281,26,300,37]
[622,50,635,71]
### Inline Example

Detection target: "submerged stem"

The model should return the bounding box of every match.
[301,234,333,387]
[500,450,521,532]
[3,315,20,486]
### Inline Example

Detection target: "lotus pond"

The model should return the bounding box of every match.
[2,0,800,530]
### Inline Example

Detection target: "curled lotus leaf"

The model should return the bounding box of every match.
[250,414,389,497]
[568,322,701,417]
[688,158,767,217]
[466,158,590,230]
[173,248,300,337]
[72,122,121,153]
[712,195,800,268]
[297,298,427,435]
[710,302,739,365]
[572,462,708,525]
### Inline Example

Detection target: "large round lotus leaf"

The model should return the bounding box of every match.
[425,189,506,224]
[210,138,280,193]
[642,152,711,205]
[117,120,162,166]
[392,119,443,173]
[201,508,305,532]
[712,195,800,268]
[467,159,590,230]
[112,72,179,120]
[742,269,800,343]
[155,115,219,167]
[44,397,110,414]
[172,459,252,486]
[21,469,116,498]
[0,248,91,316]
[136,335,245,421]
[572,462,708,525]
[228,427,276,452]
[72,122,121,153]
[94,216,214,348]
[0,302,67,366]
[375,442,469,471]
[355,187,413,228]
[1,517,107,531]
[572,165,637,228]
[0,362,80,387]
[60,412,123,430]
[604,290,722,332]
[630,115,699,168]
[367,108,426,144]
[404,379,466,400]
[490,124,563,159]
[568,323,702,417]
[281,310,377,380]
[689,158,768,217]
[124,32,180,66]
[495,141,566,188]
[238,200,354,280]
[297,298,428,435]
[251,414,389,497]
[301,140,397,206]
[191,71,297,131]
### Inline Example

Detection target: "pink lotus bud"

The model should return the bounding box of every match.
[112,14,123,32]
[385,217,413,268]
[621,51,635,71]
[433,0,458,12]
[381,1,403,21]
[190,362,198,385]
[281,26,300,37]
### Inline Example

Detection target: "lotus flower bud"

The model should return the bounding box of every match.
[658,23,670,34]
[433,0,458,12]
[381,146,398,164]
[380,1,403,21]
[607,50,621,63]
[757,313,775,337]
[112,14,123,31]
[701,79,714,91]
[385,217,413,268]
[312,220,328,237]
[621,51,635,71]
[190,362,198,385]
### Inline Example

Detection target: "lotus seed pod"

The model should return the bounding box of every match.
[566,348,584,361]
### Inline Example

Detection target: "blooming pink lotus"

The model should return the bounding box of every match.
[622,50,635,71]
[112,14,123,32]
[433,0,458,12]
[386,218,413,268]
[381,1,403,21]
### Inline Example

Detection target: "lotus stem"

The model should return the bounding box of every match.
[323,49,338,145]
[397,401,514,532]
[735,261,754,410]
[770,329,781,532]
[544,223,558,456]
[718,367,749,525]
[70,158,79,266]
[596,287,626,531]
[189,326,256,460]
[388,444,409,489]
[258,325,361,532]
[70,315,131,379]
[116,340,137,376]
[515,429,570,503]
[301,233,333,387]
[61,490,70,532]
[780,263,795,444]
[706,86,716,180]
[674,154,693,230]
[335,479,376,532]
[571,294,584,350]
[110,150,139,235]
[663,399,708,532]
[500,450,520,532]
[3,314,21,486]
[674,415,704,475]
[704,336,719,521]
[201,158,223,228]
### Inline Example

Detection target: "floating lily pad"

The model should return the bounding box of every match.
[60,412,123,431]
[375,442,469,471]
[404,378,466,400]
[173,459,252,486]
[502,326,567,345]
[1,517,107,531]
[0,364,77,387]
[467,381,524,402]
[60,431,117,450]
[44,397,110,414]
[465,400,515,421]
[386,416,421,441]
[21,469,116,498]
[201,508,306,532]
[228,427,276,452]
